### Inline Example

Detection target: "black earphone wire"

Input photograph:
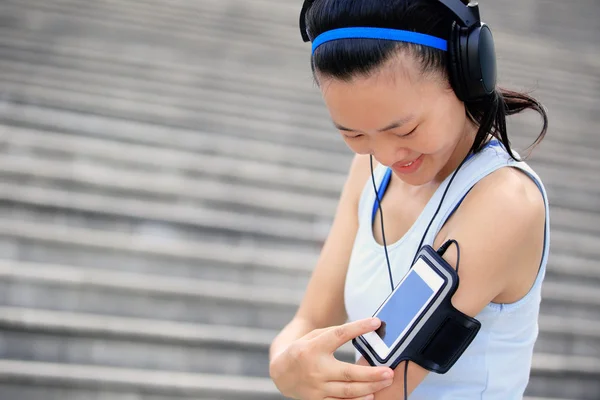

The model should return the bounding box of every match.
[410,154,470,266]
[370,155,395,292]
[370,153,470,400]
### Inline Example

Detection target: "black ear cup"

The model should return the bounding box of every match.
[474,24,497,96]
[448,20,497,102]
[447,21,468,102]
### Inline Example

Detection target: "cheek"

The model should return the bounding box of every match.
[342,137,371,155]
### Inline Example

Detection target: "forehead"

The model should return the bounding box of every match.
[319,58,428,129]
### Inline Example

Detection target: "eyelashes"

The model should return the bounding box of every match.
[342,126,419,139]
[399,127,418,137]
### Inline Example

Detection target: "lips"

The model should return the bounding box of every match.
[391,154,424,175]
[393,155,420,168]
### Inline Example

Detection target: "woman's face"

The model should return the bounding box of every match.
[318,54,473,186]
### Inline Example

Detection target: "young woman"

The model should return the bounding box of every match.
[269,1,549,399]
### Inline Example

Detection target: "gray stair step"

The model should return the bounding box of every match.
[1,99,597,190]
[0,1,307,74]
[0,27,597,150]
[0,30,313,104]
[0,57,333,139]
[0,125,346,198]
[0,176,596,252]
[527,353,600,400]
[0,307,352,377]
[0,360,281,400]
[539,281,600,320]
[0,179,327,249]
[0,149,339,220]
[0,260,599,328]
[534,315,600,358]
[0,102,351,174]
[0,32,596,152]
[0,218,316,288]
[0,307,597,376]
[0,40,596,151]
[0,217,598,291]
[3,0,595,119]
[1,127,599,222]
[0,261,301,329]
[2,123,600,203]
[0,157,598,249]
[0,79,346,156]
[0,358,592,400]
[1,56,598,156]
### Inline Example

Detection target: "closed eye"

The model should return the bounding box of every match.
[343,133,364,139]
[398,126,418,138]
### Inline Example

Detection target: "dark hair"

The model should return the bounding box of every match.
[305,0,548,160]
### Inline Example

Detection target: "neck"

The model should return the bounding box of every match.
[433,120,479,185]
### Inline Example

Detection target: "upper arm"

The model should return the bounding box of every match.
[294,154,377,329]
[366,168,546,398]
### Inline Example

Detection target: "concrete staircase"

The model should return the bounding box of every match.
[0,0,598,399]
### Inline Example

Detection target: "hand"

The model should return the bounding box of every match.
[269,318,395,400]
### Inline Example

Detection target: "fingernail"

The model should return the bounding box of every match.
[365,395,374,400]
[371,318,380,327]
[384,379,393,386]
[382,371,393,379]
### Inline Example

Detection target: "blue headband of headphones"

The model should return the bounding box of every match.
[311,27,448,55]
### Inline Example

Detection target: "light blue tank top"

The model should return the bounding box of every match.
[344,141,550,399]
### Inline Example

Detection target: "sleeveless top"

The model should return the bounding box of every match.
[344,141,550,399]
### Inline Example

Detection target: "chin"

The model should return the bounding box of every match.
[391,159,439,187]
[394,173,434,187]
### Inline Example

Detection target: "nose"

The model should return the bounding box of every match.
[371,139,410,167]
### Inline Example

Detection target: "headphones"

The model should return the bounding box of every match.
[298,0,497,101]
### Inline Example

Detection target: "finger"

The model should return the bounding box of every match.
[300,327,329,341]
[315,318,382,350]
[333,361,394,383]
[324,379,394,399]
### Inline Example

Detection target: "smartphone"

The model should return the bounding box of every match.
[358,257,446,361]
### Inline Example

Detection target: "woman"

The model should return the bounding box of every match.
[269,1,549,399]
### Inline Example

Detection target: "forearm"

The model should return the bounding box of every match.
[269,317,316,362]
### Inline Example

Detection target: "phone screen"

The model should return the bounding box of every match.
[373,260,443,349]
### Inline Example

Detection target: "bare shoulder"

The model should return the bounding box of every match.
[344,153,380,202]
[446,166,545,239]
[439,166,547,310]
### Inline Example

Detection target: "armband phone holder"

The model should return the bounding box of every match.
[352,245,481,374]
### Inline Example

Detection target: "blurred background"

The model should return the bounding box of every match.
[0,0,598,399]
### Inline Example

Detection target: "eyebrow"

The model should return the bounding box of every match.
[333,115,415,133]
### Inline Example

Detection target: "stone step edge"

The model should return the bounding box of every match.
[0,259,598,310]
[2,169,600,256]
[0,98,590,180]
[2,14,598,95]
[0,359,278,397]
[4,67,599,154]
[0,124,346,196]
[3,136,600,236]
[0,98,351,174]
[4,122,600,193]
[0,259,303,306]
[0,215,599,282]
[0,176,326,244]
[0,217,317,274]
[0,359,590,400]
[7,0,600,84]
[1,307,599,355]
[0,153,337,220]
[3,170,600,258]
